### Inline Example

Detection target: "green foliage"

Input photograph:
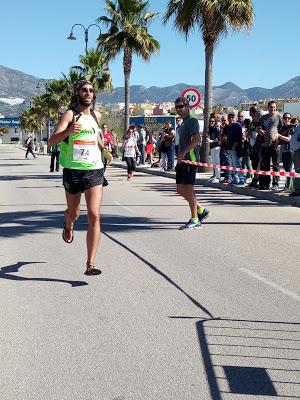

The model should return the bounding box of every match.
[97,0,160,132]
[72,48,113,94]
[0,126,10,135]
[163,0,254,163]
[101,108,124,141]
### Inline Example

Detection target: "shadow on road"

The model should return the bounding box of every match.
[0,209,186,239]
[134,181,285,208]
[103,231,214,318]
[1,207,300,240]
[170,316,300,399]
[0,174,61,182]
[0,261,87,287]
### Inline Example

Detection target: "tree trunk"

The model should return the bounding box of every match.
[200,43,214,171]
[123,47,132,138]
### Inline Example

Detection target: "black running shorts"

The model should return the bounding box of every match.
[63,168,104,194]
[175,163,197,185]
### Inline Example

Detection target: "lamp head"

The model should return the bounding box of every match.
[67,31,76,40]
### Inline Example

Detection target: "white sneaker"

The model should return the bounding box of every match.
[211,178,220,183]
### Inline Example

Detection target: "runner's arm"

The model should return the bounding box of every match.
[98,134,113,164]
[179,133,201,158]
[135,142,141,155]
[49,110,80,146]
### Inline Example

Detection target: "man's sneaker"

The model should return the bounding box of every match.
[258,185,270,190]
[247,182,258,188]
[235,181,245,186]
[221,179,231,184]
[198,208,211,223]
[271,184,280,192]
[179,219,202,230]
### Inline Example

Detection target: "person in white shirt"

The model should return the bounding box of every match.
[123,128,140,180]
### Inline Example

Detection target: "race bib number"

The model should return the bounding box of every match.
[73,140,98,162]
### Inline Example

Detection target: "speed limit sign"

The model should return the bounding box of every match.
[181,87,201,108]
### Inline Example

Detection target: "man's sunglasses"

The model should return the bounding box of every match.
[80,88,94,93]
[175,104,185,109]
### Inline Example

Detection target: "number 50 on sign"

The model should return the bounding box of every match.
[181,87,201,108]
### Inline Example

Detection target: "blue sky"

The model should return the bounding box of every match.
[2,0,300,90]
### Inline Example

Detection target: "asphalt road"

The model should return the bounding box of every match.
[0,146,299,400]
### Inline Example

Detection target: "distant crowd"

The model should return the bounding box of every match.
[120,101,300,195]
[206,101,300,197]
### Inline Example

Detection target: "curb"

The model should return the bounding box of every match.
[112,160,300,208]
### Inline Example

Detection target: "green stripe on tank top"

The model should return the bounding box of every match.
[189,149,196,162]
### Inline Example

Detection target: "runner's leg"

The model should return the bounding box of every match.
[64,191,81,241]
[177,184,198,219]
[84,185,103,266]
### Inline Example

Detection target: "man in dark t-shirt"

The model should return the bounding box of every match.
[174,96,211,230]
[257,101,283,190]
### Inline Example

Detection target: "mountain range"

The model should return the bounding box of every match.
[1,64,300,117]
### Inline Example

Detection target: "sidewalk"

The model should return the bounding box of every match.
[112,158,300,208]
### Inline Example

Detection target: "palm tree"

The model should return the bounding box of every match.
[71,48,113,94]
[20,108,43,142]
[163,0,254,164]
[97,0,160,135]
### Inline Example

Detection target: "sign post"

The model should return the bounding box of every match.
[181,87,201,108]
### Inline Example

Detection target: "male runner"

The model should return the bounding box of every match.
[49,80,112,275]
[175,96,211,229]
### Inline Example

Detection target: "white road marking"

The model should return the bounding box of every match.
[240,267,300,303]
[113,200,135,213]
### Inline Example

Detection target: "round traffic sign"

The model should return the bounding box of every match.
[181,87,201,108]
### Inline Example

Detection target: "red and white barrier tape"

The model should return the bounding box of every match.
[180,160,300,178]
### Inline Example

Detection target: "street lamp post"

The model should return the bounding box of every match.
[35,80,45,144]
[67,23,101,51]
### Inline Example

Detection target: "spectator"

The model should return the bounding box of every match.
[49,143,60,172]
[156,131,163,163]
[102,124,113,152]
[102,123,114,171]
[288,123,300,196]
[25,135,36,159]
[291,117,299,127]
[160,121,175,171]
[257,101,283,191]
[207,116,221,183]
[224,113,244,185]
[39,140,46,155]
[137,125,146,165]
[278,113,294,191]
[219,115,231,183]
[237,131,252,181]
[123,128,140,181]
[237,111,247,130]
[145,127,155,164]
[248,106,263,188]
[110,130,118,158]
[132,126,139,143]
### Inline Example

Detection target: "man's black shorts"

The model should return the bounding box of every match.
[175,163,197,185]
[63,168,104,194]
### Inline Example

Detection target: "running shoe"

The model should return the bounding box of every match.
[271,184,280,192]
[198,208,211,223]
[179,219,202,230]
